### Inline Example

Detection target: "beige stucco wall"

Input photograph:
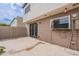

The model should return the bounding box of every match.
[37,17,51,43]
[36,16,79,50]
[35,8,79,50]
[36,17,71,48]
[26,7,79,50]
[0,26,27,39]
[75,20,79,29]
[23,3,67,22]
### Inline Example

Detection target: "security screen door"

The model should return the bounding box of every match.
[29,23,38,38]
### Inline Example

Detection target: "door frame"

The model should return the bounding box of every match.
[29,23,38,38]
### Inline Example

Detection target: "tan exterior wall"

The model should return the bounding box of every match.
[0,26,27,39]
[75,20,79,29]
[36,17,79,50]
[27,7,79,50]
[37,17,51,43]
[36,17,71,48]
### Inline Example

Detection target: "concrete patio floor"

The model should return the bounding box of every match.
[0,37,79,56]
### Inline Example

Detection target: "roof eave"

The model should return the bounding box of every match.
[24,3,79,24]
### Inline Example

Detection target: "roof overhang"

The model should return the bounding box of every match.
[24,3,79,24]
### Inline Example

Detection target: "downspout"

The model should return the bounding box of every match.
[50,19,53,43]
[51,29,52,43]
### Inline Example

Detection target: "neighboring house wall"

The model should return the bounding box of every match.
[11,17,25,27]
[23,3,67,22]
[16,17,25,27]
[0,26,27,39]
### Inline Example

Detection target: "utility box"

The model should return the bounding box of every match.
[75,20,79,30]
[71,12,79,30]
[71,13,79,20]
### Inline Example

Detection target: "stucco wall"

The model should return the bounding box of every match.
[37,17,51,43]
[23,3,67,22]
[36,16,79,50]
[35,7,79,50]
[36,17,71,47]
[26,6,79,50]
[0,26,27,39]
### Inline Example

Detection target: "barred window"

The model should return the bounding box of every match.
[24,4,30,14]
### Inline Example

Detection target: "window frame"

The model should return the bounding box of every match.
[50,15,71,30]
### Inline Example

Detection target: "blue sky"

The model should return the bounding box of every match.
[0,3,23,25]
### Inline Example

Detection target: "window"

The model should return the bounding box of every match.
[24,4,30,14]
[50,15,70,30]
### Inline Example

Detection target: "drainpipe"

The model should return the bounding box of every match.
[50,21,53,43]
[51,29,52,43]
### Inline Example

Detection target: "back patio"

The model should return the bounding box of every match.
[0,37,79,56]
